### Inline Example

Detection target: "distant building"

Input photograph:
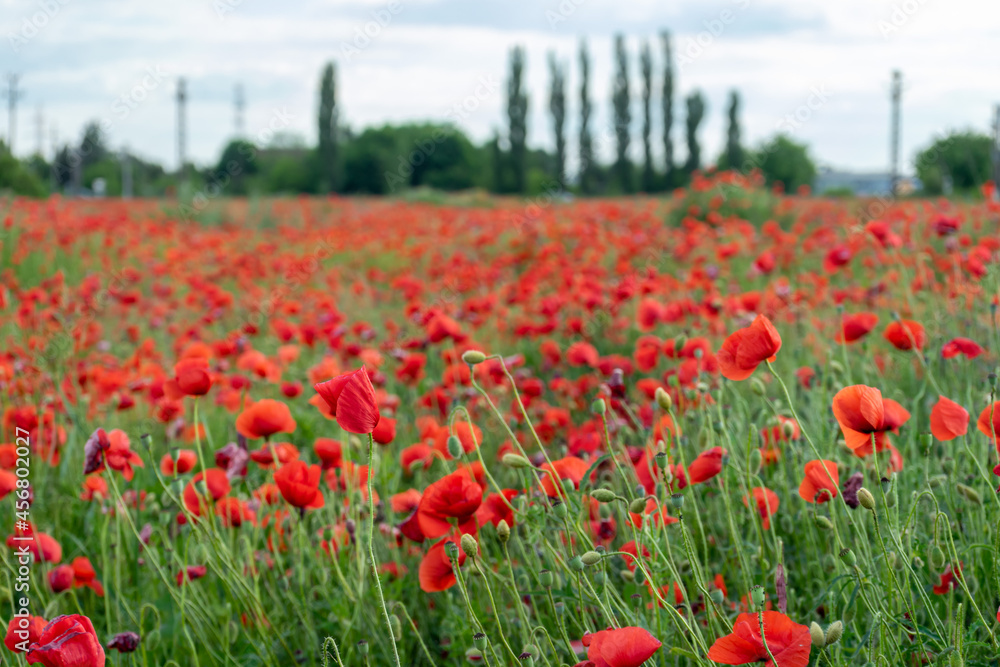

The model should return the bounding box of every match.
[814,168,920,196]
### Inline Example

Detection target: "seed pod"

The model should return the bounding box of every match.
[444,541,460,561]
[655,387,672,411]
[357,641,369,656]
[461,533,478,557]
[591,488,617,503]
[880,476,893,495]
[709,589,724,605]
[568,556,585,572]
[814,516,833,531]
[810,622,826,648]
[839,548,857,567]
[919,433,933,455]
[502,453,532,468]
[670,493,685,510]
[539,570,554,588]
[629,497,647,514]
[497,520,511,544]
[553,501,568,518]
[824,621,844,646]
[632,568,644,586]
[521,644,539,659]
[591,398,607,415]
[581,551,603,566]
[674,335,687,354]
[461,350,486,365]
[447,435,464,459]
[750,585,765,609]
[857,488,876,511]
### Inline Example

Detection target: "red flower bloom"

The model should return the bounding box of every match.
[314,367,381,434]
[717,315,782,381]
[416,471,483,539]
[273,460,325,509]
[182,468,231,516]
[26,614,105,667]
[539,456,591,497]
[235,399,297,439]
[160,449,197,476]
[418,536,465,592]
[933,563,963,595]
[585,626,662,667]
[177,565,208,586]
[173,358,212,396]
[883,320,925,351]
[798,460,839,504]
[977,402,1000,445]
[835,312,878,344]
[941,337,984,359]
[687,447,726,484]
[832,385,911,452]
[4,614,47,653]
[371,416,397,445]
[744,487,780,529]
[708,611,811,667]
[930,396,969,441]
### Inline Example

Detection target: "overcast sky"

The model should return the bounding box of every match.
[2,0,997,175]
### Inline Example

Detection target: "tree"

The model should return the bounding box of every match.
[506,46,528,194]
[578,40,595,195]
[215,139,258,195]
[612,34,632,193]
[640,41,654,192]
[489,130,504,192]
[661,31,675,189]
[915,131,993,195]
[752,135,816,191]
[723,90,744,170]
[317,62,338,193]
[683,90,706,177]
[79,121,109,171]
[548,52,567,190]
[0,140,46,196]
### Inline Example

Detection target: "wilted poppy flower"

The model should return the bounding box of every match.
[883,319,925,351]
[688,447,727,484]
[418,536,465,592]
[106,632,140,653]
[708,611,811,667]
[744,487,780,529]
[585,626,662,667]
[48,565,74,594]
[835,312,878,344]
[314,367,381,434]
[930,396,968,441]
[26,614,105,667]
[235,399,296,440]
[177,565,208,586]
[273,460,324,509]
[798,460,839,504]
[172,358,212,397]
[941,337,984,359]
[4,614,47,653]
[717,315,781,381]
[417,471,483,539]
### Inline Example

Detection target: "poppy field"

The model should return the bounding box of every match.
[4,173,1000,666]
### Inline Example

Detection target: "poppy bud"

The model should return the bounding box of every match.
[829,360,845,374]
[620,569,635,582]
[593,571,606,585]
[749,377,766,396]
[919,433,933,455]
[839,548,857,567]
[824,621,844,646]
[539,570,554,588]
[568,556,585,572]
[781,420,796,439]
[956,483,982,506]
[581,551,602,566]
[670,493,685,510]
[674,335,687,353]
[447,435,463,459]
[465,648,483,661]
[654,451,668,467]
[750,585,765,610]
[942,459,955,474]
[655,387,672,411]
[748,448,762,474]
[813,516,833,530]
[632,568,644,585]
[553,600,565,615]
[857,488,876,510]
[591,488,617,503]
[591,398,606,415]
[810,622,825,648]
[473,632,487,650]
[930,545,946,569]
[886,551,897,569]
[561,479,576,495]
[389,615,401,642]
[628,497,647,514]
[553,501,568,518]
[929,474,946,488]
[502,453,532,469]
[497,520,510,544]
[357,641,369,656]
[598,503,612,519]
[461,534,478,557]
[461,350,486,365]
[709,589,724,605]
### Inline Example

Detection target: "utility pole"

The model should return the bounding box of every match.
[34,105,44,157]
[890,70,902,197]
[234,83,245,136]
[992,104,1000,202]
[176,78,187,179]
[121,146,133,199]
[3,73,24,154]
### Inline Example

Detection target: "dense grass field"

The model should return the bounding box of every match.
[3,174,1000,666]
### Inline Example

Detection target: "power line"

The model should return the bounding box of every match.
[889,70,902,197]
[3,73,24,154]
[235,83,245,136]
[176,77,187,176]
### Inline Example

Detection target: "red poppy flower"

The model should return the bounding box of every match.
[883,320,926,351]
[835,312,878,344]
[372,417,397,445]
[25,614,105,667]
[717,315,782,381]
[417,471,483,539]
[941,337,984,359]
[798,460,839,504]
[832,385,899,452]
[708,611,811,667]
[177,565,208,586]
[688,447,726,484]
[173,358,212,396]
[744,487,780,529]
[930,396,969,441]
[566,341,600,367]
[235,399,297,439]
[933,563,962,595]
[586,626,662,667]
[4,614,47,653]
[48,565,74,593]
[314,367,381,434]
[475,489,518,528]
[274,460,325,509]
[314,438,343,469]
[539,456,591,497]
[432,422,483,459]
[418,536,465,592]
[183,468,231,516]
[160,449,197,476]
[619,540,651,573]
